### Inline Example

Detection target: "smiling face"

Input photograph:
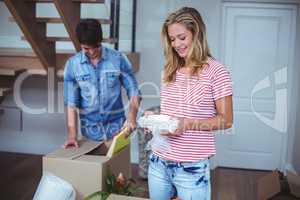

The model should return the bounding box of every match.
[81,44,101,60]
[167,23,193,59]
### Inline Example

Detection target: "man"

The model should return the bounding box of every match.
[63,19,141,147]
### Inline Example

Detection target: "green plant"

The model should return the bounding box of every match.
[84,171,144,200]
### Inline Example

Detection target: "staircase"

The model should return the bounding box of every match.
[0,0,139,104]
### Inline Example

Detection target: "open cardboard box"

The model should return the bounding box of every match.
[287,171,300,198]
[43,138,131,200]
[257,170,300,200]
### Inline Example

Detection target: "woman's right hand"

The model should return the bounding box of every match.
[144,110,155,116]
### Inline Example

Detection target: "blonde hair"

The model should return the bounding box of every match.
[161,7,212,83]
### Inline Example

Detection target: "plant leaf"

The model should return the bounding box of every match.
[83,191,110,200]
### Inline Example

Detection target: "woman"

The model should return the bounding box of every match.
[147,7,233,200]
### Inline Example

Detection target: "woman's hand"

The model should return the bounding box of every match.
[144,110,155,116]
[160,117,189,136]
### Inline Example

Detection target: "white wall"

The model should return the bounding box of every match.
[0,2,30,48]
[291,3,300,174]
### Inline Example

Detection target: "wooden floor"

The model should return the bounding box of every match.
[0,152,42,200]
[0,152,298,200]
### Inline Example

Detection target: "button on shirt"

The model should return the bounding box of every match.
[64,46,140,141]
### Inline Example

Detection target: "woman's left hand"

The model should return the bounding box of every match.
[160,117,188,136]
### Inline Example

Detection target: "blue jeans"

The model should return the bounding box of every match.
[148,153,211,200]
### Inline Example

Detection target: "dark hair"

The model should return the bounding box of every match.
[76,19,103,47]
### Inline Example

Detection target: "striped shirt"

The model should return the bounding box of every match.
[153,57,233,162]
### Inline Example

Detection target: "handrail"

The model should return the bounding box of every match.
[131,0,137,52]
[110,0,120,50]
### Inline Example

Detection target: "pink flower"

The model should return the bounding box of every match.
[116,173,126,186]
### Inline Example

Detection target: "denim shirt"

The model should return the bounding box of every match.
[64,46,140,140]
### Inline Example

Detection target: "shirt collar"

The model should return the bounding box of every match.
[80,46,108,64]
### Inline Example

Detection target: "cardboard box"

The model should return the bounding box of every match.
[287,171,300,198]
[126,52,140,73]
[256,170,300,199]
[257,171,281,200]
[43,138,131,200]
[107,194,150,200]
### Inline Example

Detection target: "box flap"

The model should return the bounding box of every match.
[106,127,130,158]
[257,171,280,200]
[46,138,102,160]
[287,171,300,198]
[77,155,110,163]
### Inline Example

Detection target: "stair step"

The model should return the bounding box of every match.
[72,0,105,3]
[0,48,70,72]
[0,48,36,57]
[0,67,25,76]
[21,36,118,44]
[25,0,53,2]
[0,67,64,77]
[0,48,140,73]
[9,17,112,25]
[26,68,64,77]
[57,69,64,77]
[25,0,105,3]
[0,88,11,97]
[48,37,117,44]
[0,48,74,57]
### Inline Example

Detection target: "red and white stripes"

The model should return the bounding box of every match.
[153,58,233,162]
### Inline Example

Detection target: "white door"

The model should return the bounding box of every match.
[213,3,297,170]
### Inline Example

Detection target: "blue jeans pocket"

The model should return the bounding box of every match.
[176,159,210,187]
[149,153,159,163]
[174,160,211,200]
[181,162,208,175]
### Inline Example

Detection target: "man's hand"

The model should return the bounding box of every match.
[124,119,137,132]
[65,107,79,148]
[123,95,140,137]
[122,119,136,138]
[63,137,79,148]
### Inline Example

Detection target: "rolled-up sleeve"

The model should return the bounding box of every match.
[211,64,233,101]
[64,60,80,107]
[119,53,141,99]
